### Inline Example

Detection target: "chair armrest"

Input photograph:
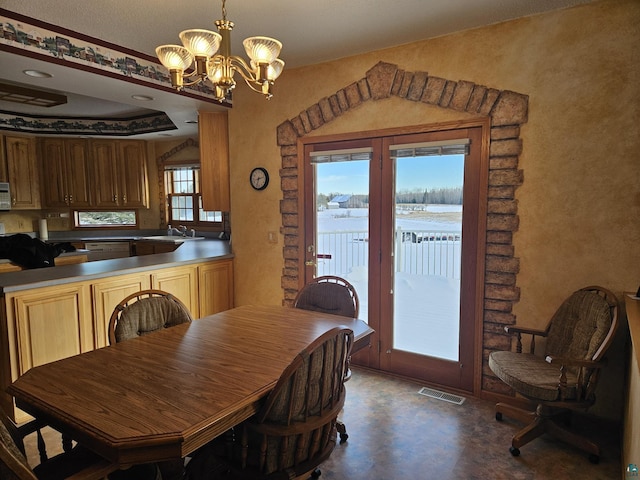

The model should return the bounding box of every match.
[504,325,547,354]
[504,325,547,336]
[545,355,606,368]
[545,355,607,401]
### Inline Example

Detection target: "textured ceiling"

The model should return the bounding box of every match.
[0,0,593,139]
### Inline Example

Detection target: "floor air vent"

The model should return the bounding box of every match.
[418,387,466,405]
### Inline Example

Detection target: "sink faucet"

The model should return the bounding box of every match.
[167,225,187,237]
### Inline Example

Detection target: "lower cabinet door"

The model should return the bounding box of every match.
[10,284,93,375]
[91,273,151,348]
[198,260,234,317]
[151,266,199,318]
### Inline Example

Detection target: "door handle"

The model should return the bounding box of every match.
[305,260,316,266]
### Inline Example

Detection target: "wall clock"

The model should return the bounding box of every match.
[250,167,269,191]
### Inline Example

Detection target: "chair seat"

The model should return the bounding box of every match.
[488,351,578,402]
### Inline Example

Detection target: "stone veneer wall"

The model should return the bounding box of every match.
[275,61,528,395]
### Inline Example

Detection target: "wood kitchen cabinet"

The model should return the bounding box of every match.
[151,265,199,318]
[198,259,234,316]
[90,139,149,208]
[199,111,230,212]
[1,135,40,209]
[40,138,92,208]
[2,283,93,422]
[133,241,179,256]
[91,273,151,348]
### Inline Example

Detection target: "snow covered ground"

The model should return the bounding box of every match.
[316,206,462,361]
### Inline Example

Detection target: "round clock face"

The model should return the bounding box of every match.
[250,167,269,190]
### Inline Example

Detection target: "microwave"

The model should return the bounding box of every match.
[0,183,11,210]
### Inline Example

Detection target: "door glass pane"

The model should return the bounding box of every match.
[393,154,464,360]
[315,160,370,322]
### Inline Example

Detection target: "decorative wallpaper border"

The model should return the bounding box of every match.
[0,8,226,103]
[0,109,176,136]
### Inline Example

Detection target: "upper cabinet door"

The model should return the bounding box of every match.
[5,136,40,210]
[41,138,92,208]
[41,139,68,208]
[90,140,120,208]
[65,139,92,208]
[117,141,148,208]
[199,111,230,212]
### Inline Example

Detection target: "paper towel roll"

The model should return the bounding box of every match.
[39,218,48,241]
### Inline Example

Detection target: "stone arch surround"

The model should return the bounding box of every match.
[275,61,528,395]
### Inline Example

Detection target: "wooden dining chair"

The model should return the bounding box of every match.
[185,326,354,480]
[108,289,193,345]
[0,413,118,480]
[108,289,193,479]
[293,275,359,443]
[293,275,360,319]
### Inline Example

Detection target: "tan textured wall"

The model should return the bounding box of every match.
[227,0,639,418]
[229,0,639,316]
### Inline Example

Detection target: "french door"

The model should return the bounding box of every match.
[302,125,485,392]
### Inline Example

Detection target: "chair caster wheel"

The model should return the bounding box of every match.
[339,432,348,443]
[589,454,599,464]
[495,412,503,421]
[509,446,520,457]
[310,468,322,478]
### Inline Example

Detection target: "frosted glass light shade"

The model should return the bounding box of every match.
[243,36,282,64]
[266,59,285,81]
[155,45,194,71]
[207,62,224,83]
[179,29,221,57]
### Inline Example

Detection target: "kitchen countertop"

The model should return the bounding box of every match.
[0,239,232,294]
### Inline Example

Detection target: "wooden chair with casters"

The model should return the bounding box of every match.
[293,275,359,443]
[0,413,118,480]
[488,286,619,463]
[185,327,354,480]
[108,289,193,345]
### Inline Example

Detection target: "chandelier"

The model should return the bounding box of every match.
[155,0,284,101]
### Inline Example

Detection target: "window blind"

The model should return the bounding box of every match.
[389,139,470,158]
[309,147,373,163]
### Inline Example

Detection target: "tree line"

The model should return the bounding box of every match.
[317,187,462,208]
[397,187,463,205]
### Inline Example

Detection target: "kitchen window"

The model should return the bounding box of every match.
[165,166,224,228]
[75,210,138,228]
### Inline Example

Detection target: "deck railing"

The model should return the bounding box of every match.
[316,228,462,279]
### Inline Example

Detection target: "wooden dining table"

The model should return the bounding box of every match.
[7,305,374,468]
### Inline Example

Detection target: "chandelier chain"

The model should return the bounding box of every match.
[221,0,227,21]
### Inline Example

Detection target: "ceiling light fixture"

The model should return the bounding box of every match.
[155,0,284,102]
[131,95,154,101]
[0,82,66,107]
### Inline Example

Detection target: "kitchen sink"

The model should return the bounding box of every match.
[141,235,205,243]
